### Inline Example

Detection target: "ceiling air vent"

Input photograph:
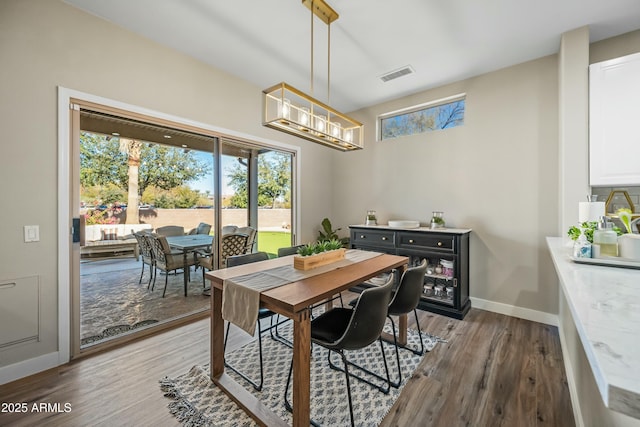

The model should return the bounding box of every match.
[379,66,414,83]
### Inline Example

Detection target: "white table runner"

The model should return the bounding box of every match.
[222,249,382,335]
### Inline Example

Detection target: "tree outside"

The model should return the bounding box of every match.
[80,132,212,221]
[226,152,291,209]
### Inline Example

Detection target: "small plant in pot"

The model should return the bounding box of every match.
[297,239,344,256]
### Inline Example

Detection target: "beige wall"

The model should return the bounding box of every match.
[333,54,560,315]
[1,0,639,400]
[0,0,332,369]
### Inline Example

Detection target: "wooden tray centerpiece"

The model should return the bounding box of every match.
[293,240,346,270]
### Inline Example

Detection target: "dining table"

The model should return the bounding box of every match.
[166,234,213,296]
[206,250,409,426]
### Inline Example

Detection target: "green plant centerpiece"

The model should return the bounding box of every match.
[297,239,344,256]
[293,218,350,270]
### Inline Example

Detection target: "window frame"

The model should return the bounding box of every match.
[378,93,466,141]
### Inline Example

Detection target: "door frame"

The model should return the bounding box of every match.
[57,86,301,362]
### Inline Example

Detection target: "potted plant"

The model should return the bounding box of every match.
[294,239,346,270]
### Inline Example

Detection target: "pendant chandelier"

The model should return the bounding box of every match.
[262,0,363,151]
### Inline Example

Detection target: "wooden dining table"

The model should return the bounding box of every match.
[206,251,409,427]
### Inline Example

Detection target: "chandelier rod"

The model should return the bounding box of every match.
[310,1,314,97]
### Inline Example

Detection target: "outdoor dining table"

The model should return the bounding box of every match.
[205,250,409,426]
[166,234,213,296]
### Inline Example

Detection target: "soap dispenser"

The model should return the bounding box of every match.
[592,216,618,258]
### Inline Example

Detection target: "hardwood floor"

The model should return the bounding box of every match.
[0,305,575,427]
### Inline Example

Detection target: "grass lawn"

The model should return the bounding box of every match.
[257,230,293,257]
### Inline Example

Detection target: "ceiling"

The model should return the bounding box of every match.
[64,0,640,112]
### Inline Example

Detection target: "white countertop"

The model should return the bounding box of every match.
[350,224,472,234]
[547,237,640,419]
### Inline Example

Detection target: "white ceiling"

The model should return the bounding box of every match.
[64,0,640,112]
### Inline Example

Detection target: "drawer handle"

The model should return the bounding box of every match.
[360,235,365,239]
[437,241,442,246]
[382,237,388,241]
[409,239,415,243]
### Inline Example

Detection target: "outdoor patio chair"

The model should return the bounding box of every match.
[235,226,257,253]
[221,225,238,235]
[148,234,197,297]
[133,232,155,287]
[188,222,211,235]
[155,225,185,237]
[197,232,250,284]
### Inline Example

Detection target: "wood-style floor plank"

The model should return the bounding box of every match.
[0,304,574,427]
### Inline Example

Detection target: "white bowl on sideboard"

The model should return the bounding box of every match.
[387,220,420,228]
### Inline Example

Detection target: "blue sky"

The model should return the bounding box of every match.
[189,151,235,195]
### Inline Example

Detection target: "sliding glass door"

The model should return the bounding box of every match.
[70,101,296,356]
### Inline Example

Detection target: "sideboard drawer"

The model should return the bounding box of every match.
[351,229,396,248]
[398,232,454,252]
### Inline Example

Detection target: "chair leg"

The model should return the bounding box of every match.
[138,262,145,284]
[162,273,168,298]
[327,342,392,394]
[413,309,425,355]
[150,267,157,291]
[269,315,293,348]
[388,315,402,388]
[223,321,264,391]
[284,351,321,427]
[340,350,356,427]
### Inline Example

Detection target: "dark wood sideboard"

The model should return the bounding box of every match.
[349,225,471,319]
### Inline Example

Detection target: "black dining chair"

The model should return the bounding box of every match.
[385,259,428,387]
[276,244,305,257]
[223,251,291,391]
[284,275,394,427]
[346,259,428,388]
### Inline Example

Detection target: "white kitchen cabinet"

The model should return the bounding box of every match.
[589,52,640,186]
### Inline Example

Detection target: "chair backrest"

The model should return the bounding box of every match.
[147,234,168,267]
[236,226,257,252]
[226,251,269,267]
[220,233,250,266]
[221,225,238,235]
[388,259,428,316]
[197,222,212,235]
[155,225,185,237]
[277,245,305,257]
[339,275,395,351]
[133,232,153,260]
[189,222,211,235]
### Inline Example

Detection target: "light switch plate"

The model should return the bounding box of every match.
[24,225,40,243]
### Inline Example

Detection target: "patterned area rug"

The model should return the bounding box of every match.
[160,322,445,426]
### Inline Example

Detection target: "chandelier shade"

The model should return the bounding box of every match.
[262,82,363,151]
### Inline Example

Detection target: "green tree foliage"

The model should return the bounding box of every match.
[227,152,291,208]
[80,132,211,198]
[140,185,201,209]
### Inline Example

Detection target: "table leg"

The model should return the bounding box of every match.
[183,250,188,296]
[210,286,224,378]
[292,308,311,427]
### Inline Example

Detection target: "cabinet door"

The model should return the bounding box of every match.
[589,52,640,186]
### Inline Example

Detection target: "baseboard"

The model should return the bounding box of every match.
[0,351,60,385]
[470,297,559,326]
[557,321,586,427]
